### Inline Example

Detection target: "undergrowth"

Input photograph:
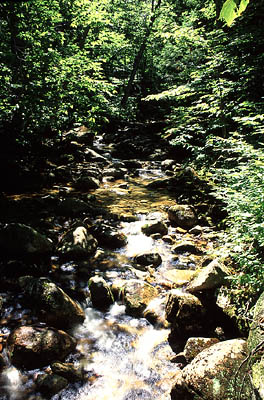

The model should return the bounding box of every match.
[194,133,264,326]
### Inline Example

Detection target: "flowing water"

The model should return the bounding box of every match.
[0,143,209,399]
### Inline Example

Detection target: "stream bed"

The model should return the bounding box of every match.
[0,135,220,400]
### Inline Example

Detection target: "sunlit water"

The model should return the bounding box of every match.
[0,155,192,399]
[52,303,179,400]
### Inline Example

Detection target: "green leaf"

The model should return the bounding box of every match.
[220,0,250,26]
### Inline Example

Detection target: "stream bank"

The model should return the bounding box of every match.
[0,124,256,399]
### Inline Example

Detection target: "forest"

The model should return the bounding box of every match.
[0,0,264,399]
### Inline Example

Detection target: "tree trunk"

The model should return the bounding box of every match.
[121,0,162,108]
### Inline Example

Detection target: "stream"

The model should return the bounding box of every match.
[0,134,217,400]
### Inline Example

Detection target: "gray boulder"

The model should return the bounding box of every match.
[187,259,229,293]
[176,339,250,400]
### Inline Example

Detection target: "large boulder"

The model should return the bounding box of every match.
[187,259,229,293]
[168,205,198,230]
[88,276,114,310]
[57,224,98,260]
[7,325,76,369]
[165,289,206,337]
[124,280,159,317]
[0,223,52,260]
[248,292,264,399]
[173,339,250,400]
[19,276,85,328]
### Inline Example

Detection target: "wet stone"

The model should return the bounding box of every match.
[36,373,68,396]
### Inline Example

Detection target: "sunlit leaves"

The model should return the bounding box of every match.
[220,0,250,26]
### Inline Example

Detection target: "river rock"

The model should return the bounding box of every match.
[7,325,76,369]
[165,289,206,337]
[51,361,84,382]
[124,280,159,317]
[175,339,250,400]
[88,276,114,310]
[74,176,100,190]
[84,148,108,164]
[57,197,93,216]
[146,177,173,189]
[91,223,127,248]
[134,252,162,268]
[248,291,264,398]
[0,223,52,260]
[57,224,98,260]
[36,373,68,396]
[141,221,168,236]
[103,167,126,180]
[168,205,198,229]
[172,241,201,254]
[161,159,178,171]
[183,337,220,362]
[19,276,85,328]
[187,259,229,293]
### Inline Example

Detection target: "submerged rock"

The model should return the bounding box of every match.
[7,325,76,369]
[19,276,85,328]
[51,361,84,382]
[0,223,52,260]
[36,373,68,396]
[168,205,198,230]
[88,276,114,310]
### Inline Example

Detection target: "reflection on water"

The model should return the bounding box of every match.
[51,304,178,400]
